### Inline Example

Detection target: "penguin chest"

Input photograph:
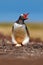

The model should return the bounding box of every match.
[13,23,27,43]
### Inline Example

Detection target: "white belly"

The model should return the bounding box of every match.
[12,23,29,46]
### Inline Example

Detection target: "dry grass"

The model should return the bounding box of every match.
[0,22,43,41]
[0,27,12,36]
[26,23,43,41]
[30,29,43,41]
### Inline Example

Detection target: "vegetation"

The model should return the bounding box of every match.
[0,22,43,41]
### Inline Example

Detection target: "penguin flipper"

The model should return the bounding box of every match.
[25,25,30,37]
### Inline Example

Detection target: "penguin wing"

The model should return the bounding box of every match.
[25,24,30,37]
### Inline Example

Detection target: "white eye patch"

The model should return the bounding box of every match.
[21,14,23,16]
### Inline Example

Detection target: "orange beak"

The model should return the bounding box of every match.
[23,13,29,19]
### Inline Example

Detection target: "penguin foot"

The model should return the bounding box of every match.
[21,43,24,46]
[15,44,21,47]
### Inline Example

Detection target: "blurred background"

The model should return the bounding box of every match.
[0,0,43,22]
[0,0,43,41]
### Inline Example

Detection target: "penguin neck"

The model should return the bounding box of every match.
[16,19,25,24]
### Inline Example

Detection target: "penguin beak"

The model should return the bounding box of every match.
[23,13,29,20]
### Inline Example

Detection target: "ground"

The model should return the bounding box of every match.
[0,22,43,65]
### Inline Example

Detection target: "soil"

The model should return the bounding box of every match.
[0,33,43,65]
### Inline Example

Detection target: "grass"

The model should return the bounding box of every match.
[26,23,43,41]
[0,22,43,41]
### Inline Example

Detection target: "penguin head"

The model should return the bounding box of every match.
[16,13,29,24]
[19,13,29,21]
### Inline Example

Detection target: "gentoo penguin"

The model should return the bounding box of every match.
[12,13,30,46]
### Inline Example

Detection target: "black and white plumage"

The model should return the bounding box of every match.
[12,13,30,46]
